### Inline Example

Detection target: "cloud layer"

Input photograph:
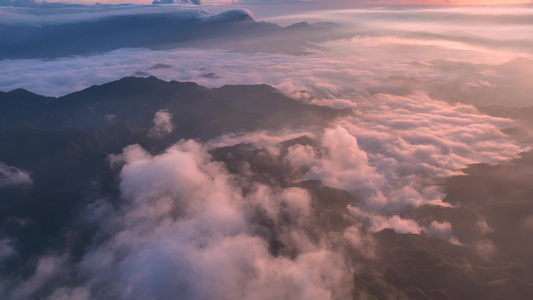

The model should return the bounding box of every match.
[3,5,533,107]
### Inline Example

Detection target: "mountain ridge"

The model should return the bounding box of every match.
[0,76,351,133]
[0,10,346,59]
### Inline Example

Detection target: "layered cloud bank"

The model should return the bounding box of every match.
[3,5,533,106]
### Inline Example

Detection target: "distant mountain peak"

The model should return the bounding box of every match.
[152,0,201,4]
[285,21,313,30]
[205,9,254,23]
[1,88,54,102]
[7,88,37,96]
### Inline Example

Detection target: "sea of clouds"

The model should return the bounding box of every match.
[1,3,533,299]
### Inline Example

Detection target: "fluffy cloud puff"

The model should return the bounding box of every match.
[3,141,363,300]
[0,162,33,188]
[148,109,174,138]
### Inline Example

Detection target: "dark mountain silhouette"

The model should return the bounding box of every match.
[0,76,351,134]
[0,10,348,59]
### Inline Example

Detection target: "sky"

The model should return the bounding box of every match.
[12,0,533,7]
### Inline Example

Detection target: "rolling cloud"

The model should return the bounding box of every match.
[2,141,362,299]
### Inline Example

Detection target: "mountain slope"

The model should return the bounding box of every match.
[0,10,345,59]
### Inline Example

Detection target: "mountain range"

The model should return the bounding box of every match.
[0,9,348,59]
[1,76,533,299]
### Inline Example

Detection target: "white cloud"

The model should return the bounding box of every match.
[422,221,461,245]
[0,239,16,262]
[24,140,361,299]
[148,109,174,138]
[348,206,423,234]
[472,239,497,259]
[212,91,525,239]
[281,93,523,213]
[9,255,68,300]
[0,162,33,189]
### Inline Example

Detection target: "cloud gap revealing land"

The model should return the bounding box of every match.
[1,1,533,299]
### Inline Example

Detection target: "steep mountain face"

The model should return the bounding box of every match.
[0,89,55,130]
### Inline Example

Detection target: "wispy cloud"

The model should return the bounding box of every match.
[148,109,174,139]
[0,162,33,188]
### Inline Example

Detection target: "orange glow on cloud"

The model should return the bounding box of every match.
[390,0,531,4]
